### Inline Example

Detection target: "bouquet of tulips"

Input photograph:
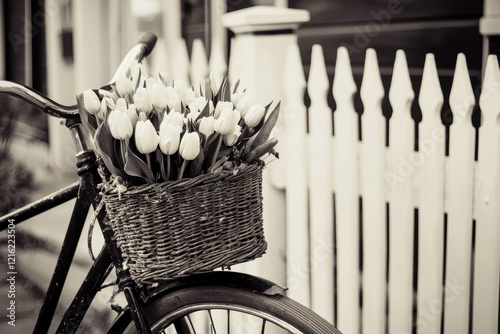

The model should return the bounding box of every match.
[76,60,279,190]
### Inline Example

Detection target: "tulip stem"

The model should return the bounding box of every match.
[120,140,127,165]
[145,153,152,171]
[211,135,223,168]
[166,155,171,180]
[178,160,188,180]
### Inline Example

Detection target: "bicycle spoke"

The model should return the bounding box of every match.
[187,315,197,334]
[207,310,217,334]
[227,310,230,334]
[172,315,195,334]
[261,319,266,334]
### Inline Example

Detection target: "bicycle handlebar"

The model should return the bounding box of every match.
[0,33,157,119]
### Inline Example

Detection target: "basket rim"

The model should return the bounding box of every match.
[102,162,264,196]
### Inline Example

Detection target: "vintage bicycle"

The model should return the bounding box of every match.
[0,33,340,334]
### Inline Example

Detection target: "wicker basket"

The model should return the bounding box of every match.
[102,164,267,284]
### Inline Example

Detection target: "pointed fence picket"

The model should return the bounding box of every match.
[387,49,415,334]
[307,44,334,322]
[153,36,499,334]
[417,54,446,334]
[332,46,360,334]
[473,55,500,334]
[360,48,387,334]
[444,54,475,334]
[284,43,310,307]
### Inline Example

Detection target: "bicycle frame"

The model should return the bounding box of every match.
[0,33,159,333]
[0,118,152,333]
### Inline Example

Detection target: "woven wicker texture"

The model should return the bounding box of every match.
[103,164,267,284]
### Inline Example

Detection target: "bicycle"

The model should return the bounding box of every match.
[0,33,340,334]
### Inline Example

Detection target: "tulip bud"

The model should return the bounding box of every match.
[146,77,158,89]
[163,111,184,128]
[134,87,153,115]
[115,98,128,111]
[179,131,201,160]
[182,86,197,106]
[214,101,233,119]
[187,97,204,121]
[210,72,219,95]
[238,96,257,117]
[151,83,168,111]
[159,122,182,155]
[82,89,101,114]
[243,103,266,128]
[97,98,107,120]
[214,106,240,136]
[232,91,253,112]
[127,104,138,126]
[108,109,133,140]
[165,86,182,113]
[199,116,215,137]
[131,61,147,89]
[135,113,159,154]
[115,73,133,97]
[223,125,242,146]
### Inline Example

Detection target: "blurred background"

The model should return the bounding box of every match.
[0,0,495,193]
[0,0,498,333]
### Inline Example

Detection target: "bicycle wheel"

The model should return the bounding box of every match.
[121,286,341,334]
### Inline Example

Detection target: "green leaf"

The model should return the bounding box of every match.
[155,149,168,182]
[150,110,162,129]
[251,101,273,133]
[215,77,231,102]
[94,122,127,179]
[232,79,240,94]
[246,137,278,162]
[204,78,213,101]
[189,149,205,177]
[195,100,211,123]
[76,93,98,137]
[203,133,221,171]
[245,101,280,153]
[124,143,155,184]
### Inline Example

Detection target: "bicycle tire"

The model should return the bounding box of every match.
[120,286,341,334]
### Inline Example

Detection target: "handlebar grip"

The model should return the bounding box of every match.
[109,32,158,85]
[138,32,157,58]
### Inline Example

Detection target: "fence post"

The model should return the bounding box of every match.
[222,6,309,285]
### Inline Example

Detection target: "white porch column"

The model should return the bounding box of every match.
[222,6,309,285]
[45,0,77,174]
[480,0,500,68]
[73,0,112,92]
[161,0,182,74]
[480,0,500,36]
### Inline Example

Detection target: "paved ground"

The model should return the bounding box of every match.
[0,166,126,333]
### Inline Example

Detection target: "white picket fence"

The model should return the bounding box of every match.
[280,44,500,334]
[154,37,499,334]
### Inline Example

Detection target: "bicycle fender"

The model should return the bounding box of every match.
[144,271,287,302]
[106,271,287,333]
